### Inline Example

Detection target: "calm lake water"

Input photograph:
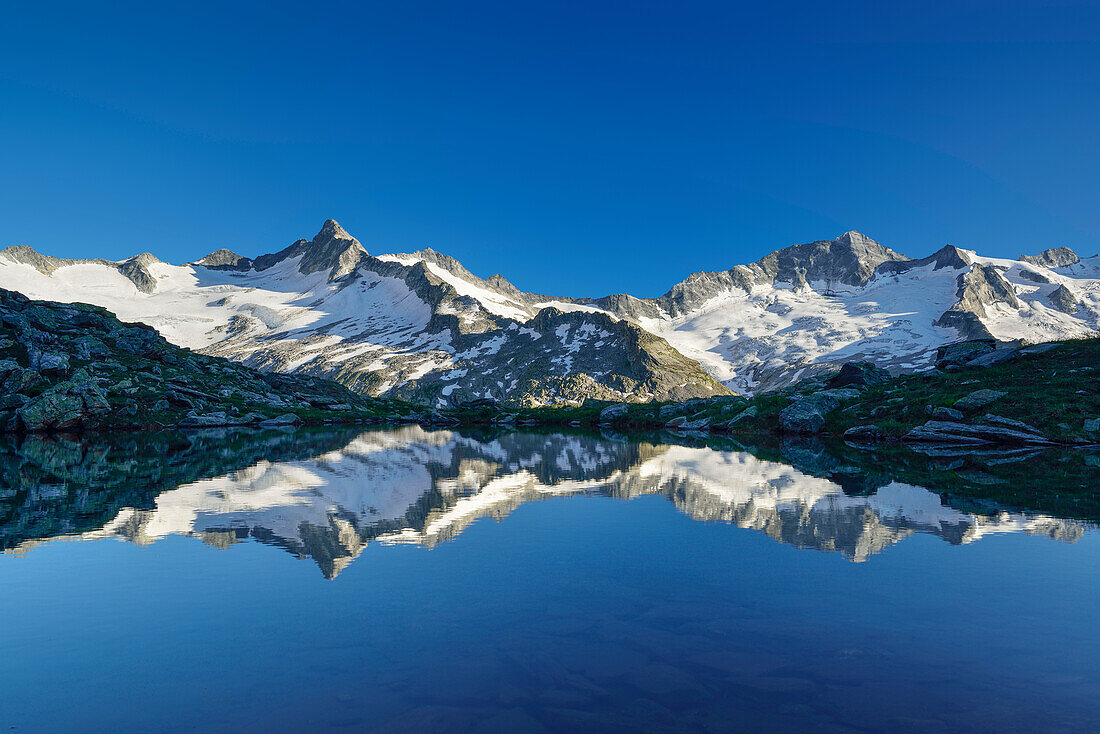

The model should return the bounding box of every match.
[1,427,1098,733]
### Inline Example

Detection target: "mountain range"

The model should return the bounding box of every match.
[2,220,1097,406]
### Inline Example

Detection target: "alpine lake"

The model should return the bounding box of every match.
[1,426,1098,733]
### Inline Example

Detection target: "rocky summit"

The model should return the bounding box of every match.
[1,222,1098,405]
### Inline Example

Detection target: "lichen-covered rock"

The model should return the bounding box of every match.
[25,346,69,375]
[925,406,963,421]
[966,348,1019,368]
[779,391,853,434]
[936,340,996,368]
[843,425,882,440]
[261,413,302,426]
[18,392,86,431]
[666,415,710,431]
[954,389,1007,411]
[982,414,1040,433]
[712,405,758,432]
[0,394,29,410]
[599,403,630,423]
[0,358,19,379]
[905,420,1051,445]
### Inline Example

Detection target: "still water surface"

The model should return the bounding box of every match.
[1,427,1098,732]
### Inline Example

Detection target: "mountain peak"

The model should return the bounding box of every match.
[1020,246,1079,269]
[755,231,907,289]
[194,249,253,271]
[316,219,356,243]
[877,244,970,277]
[250,220,366,279]
[300,220,366,279]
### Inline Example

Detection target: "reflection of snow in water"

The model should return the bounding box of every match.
[28,428,1093,575]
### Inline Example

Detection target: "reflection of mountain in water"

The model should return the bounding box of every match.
[3,428,1088,576]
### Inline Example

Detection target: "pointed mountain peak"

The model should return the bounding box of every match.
[836,230,870,243]
[315,219,357,244]
[930,244,971,269]
[251,220,365,279]
[299,220,366,279]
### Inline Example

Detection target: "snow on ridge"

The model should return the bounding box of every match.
[4,225,1100,399]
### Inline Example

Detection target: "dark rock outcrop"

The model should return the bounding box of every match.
[1048,284,1080,314]
[827,361,891,389]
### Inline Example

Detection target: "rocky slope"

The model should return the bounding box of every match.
[2,222,1098,402]
[0,288,413,433]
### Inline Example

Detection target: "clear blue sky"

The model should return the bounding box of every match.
[2,1,1098,297]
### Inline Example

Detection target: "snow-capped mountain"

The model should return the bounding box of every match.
[1,221,1097,402]
[19,428,1087,576]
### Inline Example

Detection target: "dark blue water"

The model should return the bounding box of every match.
[1,428,1097,732]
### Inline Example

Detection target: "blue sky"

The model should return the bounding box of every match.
[2,0,1098,297]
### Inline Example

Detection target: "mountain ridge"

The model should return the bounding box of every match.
[1,221,1098,404]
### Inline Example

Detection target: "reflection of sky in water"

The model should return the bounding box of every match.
[1,428,1098,732]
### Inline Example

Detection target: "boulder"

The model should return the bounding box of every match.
[982,414,1040,433]
[599,403,630,423]
[843,425,882,440]
[0,393,29,410]
[1018,343,1058,356]
[5,368,44,394]
[180,411,233,427]
[905,420,1052,445]
[967,348,1018,368]
[712,405,758,432]
[419,410,460,427]
[79,388,111,415]
[954,389,1007,411]
[666,415,710,431]
[1084,418,1099,433]
[73,336,110,361]
[18,392,86,431]
[260,413,302,426]
[779,391,851,434]
[936,340,996,368]
[827,362,891,389]
[25,346,69,375]
[926,406,964,421]
[0,358,19,380]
